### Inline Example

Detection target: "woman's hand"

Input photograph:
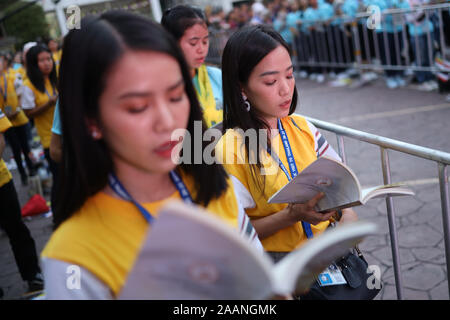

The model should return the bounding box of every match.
[286,192,335,225]
[339,208,358,224]
[252,193,335,240]
[48,95,58,106]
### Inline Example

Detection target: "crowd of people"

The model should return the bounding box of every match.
[1,2,427,300]
[206,0,450,92]
[0,37,63,298]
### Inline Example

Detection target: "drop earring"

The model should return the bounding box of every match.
[91,130,101,139]
[242,94,251,112]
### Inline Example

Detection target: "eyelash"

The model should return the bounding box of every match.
[170,95,184,103]
[190,40,208,46]
[127,94,184,113]
[128,106,147,114]
[265,75,294,86]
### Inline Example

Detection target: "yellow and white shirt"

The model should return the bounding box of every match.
[21,78,57,149]
[42,172,262,299]
[215,114,341,252]
[0,73,29,127]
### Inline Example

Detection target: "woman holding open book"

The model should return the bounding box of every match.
[215,25,358,262]
[41,11,261,299]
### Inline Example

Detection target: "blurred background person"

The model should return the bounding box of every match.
[162,5,224,128]
[0,54,35,185]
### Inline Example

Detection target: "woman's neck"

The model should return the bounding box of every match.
[105,164,177,204]
[266,117,278,130]
[190,68,196,78]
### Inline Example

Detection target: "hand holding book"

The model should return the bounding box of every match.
[286,192,336,225]
[268,156,415,212]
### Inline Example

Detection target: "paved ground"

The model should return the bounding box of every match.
[0,72,449,300]
[296,73,450,300]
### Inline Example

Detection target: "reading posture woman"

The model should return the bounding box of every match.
[216,25,358,262]
[42,11,261,299]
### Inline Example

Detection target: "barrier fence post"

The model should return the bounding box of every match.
[438,163,450,297]
[336,135,347,164]
[381,147,404,300]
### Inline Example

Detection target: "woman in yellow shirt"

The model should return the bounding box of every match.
[216,25,358,261]
[42,11,261,299]
[0,54,35,185]
[21,44,59,219]
[161,5,224,128]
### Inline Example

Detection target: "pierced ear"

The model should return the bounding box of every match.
[85,118,103,140]
[241,90,247,101]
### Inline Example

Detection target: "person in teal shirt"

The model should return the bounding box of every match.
[367,0,408,88]
[302,0,329,81]
[406,0,436,87]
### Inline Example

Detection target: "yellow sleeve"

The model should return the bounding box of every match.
[0,110,12,132]
[215,129,252,192]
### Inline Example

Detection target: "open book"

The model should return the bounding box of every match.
[118,201,378,300]
[268,156,415,212]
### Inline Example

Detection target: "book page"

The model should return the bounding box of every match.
[271,221,378,295]
[361,185,415,204]
[268,157,362,212]
[118,201,275,300]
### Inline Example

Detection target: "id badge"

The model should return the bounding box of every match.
[317,263,347,286]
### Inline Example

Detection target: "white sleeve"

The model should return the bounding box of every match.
[20,86,36,110]
[230,175,256,209]
[42,257,114,300]
[306,119,342,162]
[230,176,264,252]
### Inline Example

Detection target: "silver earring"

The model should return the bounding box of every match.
[91,131,100,139]
[242,95,251,112]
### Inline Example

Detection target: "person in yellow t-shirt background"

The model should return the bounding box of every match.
[0,109,43,296]
[21,44,59,221]
[47,38,62,76]
[0,53,35,185]
[161,5,224,128]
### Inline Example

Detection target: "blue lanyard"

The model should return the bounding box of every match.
[44,83,56,99]
[268,119,314,239]
[108,170,193,224]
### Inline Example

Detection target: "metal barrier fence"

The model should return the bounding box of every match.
[206,4,450,74]
[303,114,450,300]
[293,3,450,73]
[206,28,234,66]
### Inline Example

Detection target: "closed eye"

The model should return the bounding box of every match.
[128,105,147,114]
[170,95,184,103]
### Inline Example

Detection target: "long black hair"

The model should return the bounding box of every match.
[160,5,207,41]
[221,25,298,191]
[56,10,228,228]
[25,44,57,93]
